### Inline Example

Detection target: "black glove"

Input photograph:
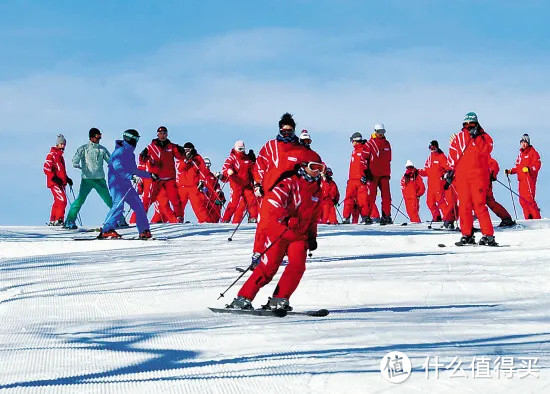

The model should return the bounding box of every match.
[333,198,339,206]
[150,173,160,181]
[52,175,63,186]
[468,124,479,137]
[217,191,226,203]
[254,183,264,197]
[186,148,197,159]
[443,170,454,190]
[197,180,205,191]
[140,148,149,161]
[364,169,373,181]
[360,176,367,185]
[66,177,73,187]
[308,237,318,251]
[490,173,496,182]
[176,145,185,155]
[248,149,256,163]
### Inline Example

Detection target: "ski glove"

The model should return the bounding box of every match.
[227,169,234,176]
[150,173,160,181]
[139,148,149,161]
[66,177,73,187]
[254,183,263,198]
[250,252,261,270]
[132,175,143,184]
[522,167,529,173]
[248,149,256,163]
[504,169,511,175]
[186,148,198,159]
[468,125,479,137]
[52,175,64,186]
[308,237,318,251]
[333,198,339,206]
[443,170,454,190]
[360,176,368,185]
[197,180,205,191]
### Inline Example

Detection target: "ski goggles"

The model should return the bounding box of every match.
[463,122,477,127]
[123,131,140,142]
[236,146,246,152]
[304,162,326,173]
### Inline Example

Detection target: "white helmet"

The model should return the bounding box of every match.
[405,160,414,168]
[204,157,211,167]
[234,140,245,152]
[374,123,386,135]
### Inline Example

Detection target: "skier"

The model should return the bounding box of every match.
[64,128,112,229]
[365,123,393,225]
[221,140,258,223]
[400,160,425,223]
[43,134,72,226]
[175,142,210,223]
[319,167,340,224]
[227,161,325,311]
[98,129,154,239]
[505,134,542,219]
[445,112,496,245]
[487,156,516,227]
[418,140,457,228]
[299,129,312,148]
[342,132,371,224]
[203,157,225,223]
[139,126,183,223]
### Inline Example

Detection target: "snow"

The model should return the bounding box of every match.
[1,221,550,393]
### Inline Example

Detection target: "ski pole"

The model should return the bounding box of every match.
[505,174,518,220]
[495,178,539,210]
[69,185,83,226]
[391,201,409,221]
[335,203,344,222]
[227,209,246,241]
[392,196,405,223]
[102,187,132,227]
[218,229,287,300]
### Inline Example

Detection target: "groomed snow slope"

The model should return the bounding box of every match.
[1,221,549,393]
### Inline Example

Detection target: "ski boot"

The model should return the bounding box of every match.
[48,219,64,227]
[97,229,122,239]
[342,217,351,224]
[380,215,393,225]
[63,221,78,230]
[261,297,293,312]
[363,216,373,225]
[443,221,455,230]
[226,296,253,310]
[498,218,516,228]
[456,234,475,246]
[478,235,498,246]
[117,217,129,228]
[139,229,152,240]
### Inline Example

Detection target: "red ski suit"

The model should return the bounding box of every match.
[143,139,183,221]
[203,169,224,223]
[253,138,321,252]
[365,134,392,217]
[418,150,456,221]
[43,146,69,222]
[400,168,426,223]
[221,149,258,223]
[343,142,371,219]
[319,177,340,224]
[238,174,322,301]
[509,145,542,219]
[175,154,210,223]
[487,157,512,221]
[448,127,494,236]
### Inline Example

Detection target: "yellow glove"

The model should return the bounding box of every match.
[522,167,529,173]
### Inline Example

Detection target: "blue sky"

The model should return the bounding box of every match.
[0,0,548,225]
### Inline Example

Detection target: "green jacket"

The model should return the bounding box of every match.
[72,141,111,179]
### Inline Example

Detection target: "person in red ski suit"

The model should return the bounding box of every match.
[175,142,210,223]
[364,123,393,225]
[131,154,170,223]
[418,140,457,228]
[505,134,542,219]
[400,161,425,223]
[343,132,371,224]
[138,126,183,223]
[227,161,325,311]
[446,112,496,245]
[319,167,340,224]
[44,134,73,225]
[487,156,515,227]
[252,113,321,254]
[203,157,225,223]
[221,140,258,223]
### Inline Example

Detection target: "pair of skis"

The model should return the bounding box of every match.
[208,307,329,318]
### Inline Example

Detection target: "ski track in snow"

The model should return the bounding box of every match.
[1,221,550,393]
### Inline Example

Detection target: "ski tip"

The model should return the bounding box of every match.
[401,222,408,226]
[311,309,330,317]
[227,238,232,242]
[438,243,446,248]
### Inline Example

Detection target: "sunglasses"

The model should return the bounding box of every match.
[463,122,477,127]
[306,162,326,173]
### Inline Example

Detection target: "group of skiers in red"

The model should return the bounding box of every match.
[43,111,542,310]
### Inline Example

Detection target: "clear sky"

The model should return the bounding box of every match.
[1,0,548,225]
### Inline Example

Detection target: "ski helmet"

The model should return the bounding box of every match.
[123,129,140,146]
[299,130,312,141]
[350,132,363,142]
[374,123,386,135]
[463,112,478,124]
[89,127,101,139]
[204,157,211,167]
[234,140,245,152]
[405,160,414,168]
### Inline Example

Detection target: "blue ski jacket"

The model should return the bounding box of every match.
[107,140,150,189]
